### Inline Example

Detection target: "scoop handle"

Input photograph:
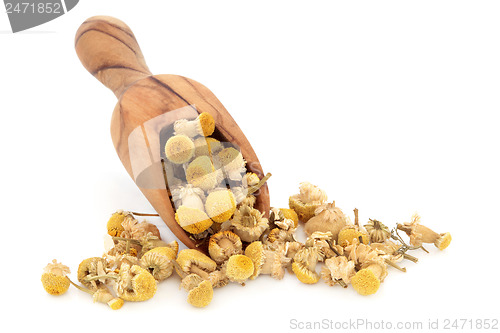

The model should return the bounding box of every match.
[75,16,152,98]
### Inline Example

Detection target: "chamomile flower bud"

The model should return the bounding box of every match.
[174,112,215,138]
[165,134,195,164]
[41,260,71,295]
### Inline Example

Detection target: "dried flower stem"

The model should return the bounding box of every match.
[131,212,160,217]
[403,253,418,263]
[67,277,94,295]
[391,228,429,253]
[68,276,123,310]
[326,240,342,257]
[354,208,359,226]
[111,236,141,254]
[83,274,119,283]
[189,265,211,280]
[111,236,141,244]
[246,172,272,196]
[384,259,406,272]
[173,260,189,280]
[336,279,347,288]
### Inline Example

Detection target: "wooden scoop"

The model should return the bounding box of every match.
[75,16,270,252]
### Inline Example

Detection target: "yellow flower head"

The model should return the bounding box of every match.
[198,112,215,137]
[338,226,369,247]
[435,232,452,250]
[187,280,214,308]
[116,264,157,302]
[205,189,236,223]
[175,206,214,234]
[107,210,127,237]
[41,260,70,296]
[351,268,381,296]
[225,255,254,284]
[165,134,195,164]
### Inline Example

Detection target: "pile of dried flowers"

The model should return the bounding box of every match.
[42,182,452,308]
[42,113,451,308]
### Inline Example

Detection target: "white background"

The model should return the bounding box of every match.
[1,1,498,332]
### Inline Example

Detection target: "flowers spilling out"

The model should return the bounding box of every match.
[43,113,451,308]
[43,182,451,308]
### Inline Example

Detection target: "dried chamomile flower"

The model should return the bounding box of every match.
[292,247,321,284]
[305,231,338,261]
[364,219,391,243]
[115,263,157,302]
[186,156,219,191]
[165,240,180,255]
[321,256,356,288]
[434,232,453,251]
[205,189,237,223]
[120,214,161,241]
[111,221,154,257]
[269,207,298,229]
[171,184,205,212]
[92,286,124,310]
[181,274,214,308]
[370,240,402,256]
[338,225,370,247]
[245,241,290,280]
[107,236,141,260]
[289,182,328,222]
[397,213,452,250]
[77,257,112,290]
[231,205,269,242]
[216,147,247,181]
[242,172,260,187]
[107,210,129,237]
[233,173,271,207]
[350,258,388,296]
[103,251,141,270]
[370,240,409,272]
[344,240,379,269]
[224,254,254,284]
[134,234,176,258]
[68,278,124,310]
[175,205,213,234]
[140,247,177,281]
[137,222,161,240]
[176,249,217,280]
[208,231,243,264]
[279,208,299,228]
[266,228,290,245]
[267,217,296,247]
[180,273,204,291]
[304,202,348,239]
[285,241,306,262]
[174,112,215,138]
[208,269,229,289]
[269,207,284,225]
[41,259,70,295]
[164,134,195,164]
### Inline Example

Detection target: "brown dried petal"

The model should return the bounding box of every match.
[322,256,356,285]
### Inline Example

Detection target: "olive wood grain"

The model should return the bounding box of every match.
[75,16,270,252]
